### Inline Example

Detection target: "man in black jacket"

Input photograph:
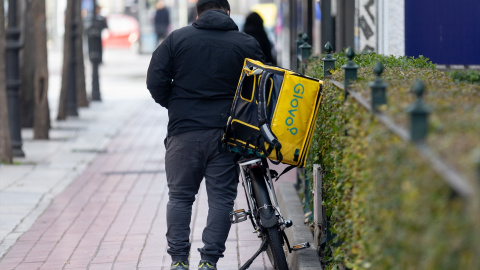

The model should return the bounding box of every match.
[146,0,265,269]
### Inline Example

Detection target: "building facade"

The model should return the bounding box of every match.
[317,0,479,65]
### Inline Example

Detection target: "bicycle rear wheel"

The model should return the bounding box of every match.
[265,227,288,270]
[248,165,288,269]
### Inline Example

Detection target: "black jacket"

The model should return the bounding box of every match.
[147,10,266,136]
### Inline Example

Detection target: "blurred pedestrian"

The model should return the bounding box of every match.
[146,0,265,269]
[243,12,276,65]
[154,0,170,44]
[87,5,108,64]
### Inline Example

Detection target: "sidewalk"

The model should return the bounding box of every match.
[0,48,321,269]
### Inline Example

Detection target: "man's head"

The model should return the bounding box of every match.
[196,0,230,16]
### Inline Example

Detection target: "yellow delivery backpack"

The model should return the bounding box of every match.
[221,58,323,167]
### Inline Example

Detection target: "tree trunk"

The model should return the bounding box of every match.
[76,0,88,108]
[33,0,50,139]
[0,1,13,163]
[19,0,35,128]
[57,0,73,120]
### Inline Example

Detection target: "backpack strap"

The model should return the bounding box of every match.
[261,157,295,182]
[274,164,296,182]
[219,115,232,152]
[257,71,283,160]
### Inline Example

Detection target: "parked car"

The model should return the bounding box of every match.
[102,14,139,49]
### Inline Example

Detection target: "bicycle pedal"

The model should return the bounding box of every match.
[292,242,310,251]
[230,209,249,224]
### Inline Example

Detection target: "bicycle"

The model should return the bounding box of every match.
[230,157,309,270]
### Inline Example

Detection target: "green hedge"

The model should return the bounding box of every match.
[449,69,480,85]
[305,52,480,270]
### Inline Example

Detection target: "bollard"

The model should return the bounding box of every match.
[406,80,431,142]
[341,47,359,99]
[321,42,336,78]
[6,0,25,157]
[299,34,312,75]
[369,61,388,110]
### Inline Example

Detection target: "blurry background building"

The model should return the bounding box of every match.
[319,0,479,66]
[44,0,480,69]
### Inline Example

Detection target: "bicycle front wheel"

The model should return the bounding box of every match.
[265,227,288,270]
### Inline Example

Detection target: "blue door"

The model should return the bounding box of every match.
[405,0,480,65]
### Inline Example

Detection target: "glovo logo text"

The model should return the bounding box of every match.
[286,83,304,135]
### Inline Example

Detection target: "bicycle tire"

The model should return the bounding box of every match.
[265,227,289,270]
[248,167,289,270]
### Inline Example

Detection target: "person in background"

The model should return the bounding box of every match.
[243,11,276,65]
[146,0,265,269]
[86,5,108,64]
[154,0,170,44]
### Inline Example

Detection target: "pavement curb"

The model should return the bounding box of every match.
[277,181,323,270]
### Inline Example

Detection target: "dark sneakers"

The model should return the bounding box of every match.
[198,260,217,270]
[171,261,189,270]
[170,259,216,270]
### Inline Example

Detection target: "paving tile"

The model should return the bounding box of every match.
[14,262,43,270]
[112,260,139,269]
[85,262,113,270]
[38,259,68,269]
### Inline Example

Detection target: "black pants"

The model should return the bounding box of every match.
[165,129,238,263]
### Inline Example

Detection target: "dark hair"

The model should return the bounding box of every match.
[244,12,264,30]
[196,0,230,16]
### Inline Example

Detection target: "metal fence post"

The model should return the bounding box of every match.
[341,47,359,99]
[296,33,303,72]
[299,34,312,75]
[321,42,336,78]
[369,61,388,110]
[407,80,431,142]
[313,164,323,249]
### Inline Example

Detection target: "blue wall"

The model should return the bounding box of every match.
[405,0,480,65]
